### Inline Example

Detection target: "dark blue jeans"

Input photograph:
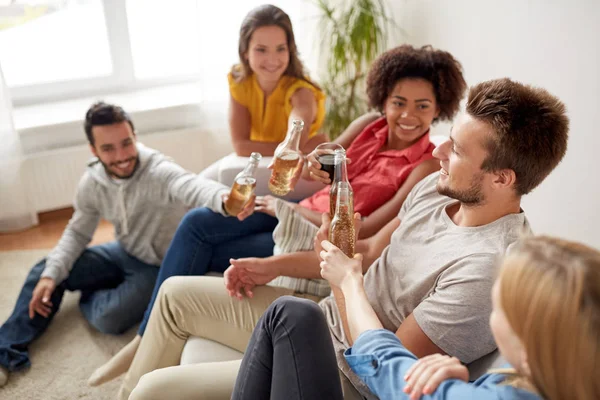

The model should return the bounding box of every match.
[0,242,158,372]
[232,296,343,400]
[138,207,278,335]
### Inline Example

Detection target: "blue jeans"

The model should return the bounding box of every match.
[232,297,343,400]
[0,242,158,372]
[138,207,278,335]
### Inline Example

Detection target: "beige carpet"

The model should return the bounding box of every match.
[0,250,136,400]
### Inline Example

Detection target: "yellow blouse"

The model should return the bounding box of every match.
[228,72,326,143]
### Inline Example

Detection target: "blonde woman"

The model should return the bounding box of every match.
[232,235,600,400]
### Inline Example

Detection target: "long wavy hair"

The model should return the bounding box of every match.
[497,236,600,400]
[231,4,319,90]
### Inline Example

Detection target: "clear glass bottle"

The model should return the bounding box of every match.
[268,119,304,196]
[224,152,261,216]
[329,149,350,218]
[329,181,355,257]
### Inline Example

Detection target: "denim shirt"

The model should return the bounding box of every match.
[344,330,541,400]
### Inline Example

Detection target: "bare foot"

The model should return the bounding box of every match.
[88,335,141,386]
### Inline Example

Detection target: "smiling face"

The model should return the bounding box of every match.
[90,121,139,179]
[383,78,440,150]
[432,113,496,204]
[246,25,289,86]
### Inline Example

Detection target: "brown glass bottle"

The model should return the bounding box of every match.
[329,149,349,218]
[329,182,355,257]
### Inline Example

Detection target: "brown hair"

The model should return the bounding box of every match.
[365,45,466,121]
[498,236,600,400]
[466,78,569,196]
[84,101,134,146]
[231,4,318,89]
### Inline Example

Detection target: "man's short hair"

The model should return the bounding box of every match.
[466,78,569,195]
[84,102,135,146]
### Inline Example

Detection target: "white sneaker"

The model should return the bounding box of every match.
[0,365,8,387]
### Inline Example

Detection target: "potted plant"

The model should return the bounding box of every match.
[311,0,397,138]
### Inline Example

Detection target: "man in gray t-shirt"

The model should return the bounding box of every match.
[318,78,569,399]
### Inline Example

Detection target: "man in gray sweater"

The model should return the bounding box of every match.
[0,102,253,387]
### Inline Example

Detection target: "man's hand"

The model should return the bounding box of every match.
[223,258,279,300]
[221,193,256,221]
[29,277,56,319]
[319,240,363,289]
[237,194,256,221]
[403,354,469,400]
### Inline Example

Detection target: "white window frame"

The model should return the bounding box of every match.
[8,0,202,107]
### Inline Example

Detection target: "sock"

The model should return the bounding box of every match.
[88,334,141,386]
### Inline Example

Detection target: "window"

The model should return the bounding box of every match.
[0,0,316,106]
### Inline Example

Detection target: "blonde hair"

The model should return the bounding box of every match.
[497,236,600,400]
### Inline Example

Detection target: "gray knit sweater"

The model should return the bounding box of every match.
[41,144,229,284]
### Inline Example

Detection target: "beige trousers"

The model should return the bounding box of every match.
[118,276,322,400]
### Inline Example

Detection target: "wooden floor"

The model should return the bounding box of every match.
[0,208,114,251]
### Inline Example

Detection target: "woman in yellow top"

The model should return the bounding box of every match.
[228,4,327,157]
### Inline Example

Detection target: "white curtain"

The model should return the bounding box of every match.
[0,62,37,232]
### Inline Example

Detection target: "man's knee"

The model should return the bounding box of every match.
[87,309,134,335]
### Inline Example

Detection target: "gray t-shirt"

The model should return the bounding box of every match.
[319,172,531,399]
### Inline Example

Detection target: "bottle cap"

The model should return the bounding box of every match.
[291,119,305,129]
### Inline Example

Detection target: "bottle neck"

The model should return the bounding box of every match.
[333,153,349,184]
[335,183,353,215]
[243,159,260,177]
[280,122,303,152]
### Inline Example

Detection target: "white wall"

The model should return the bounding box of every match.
[386,0,600,247]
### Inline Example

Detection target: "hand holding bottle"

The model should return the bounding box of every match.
[269,119,304,196]
[224,152,261,217]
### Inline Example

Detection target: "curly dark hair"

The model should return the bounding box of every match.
[366,45,466,122]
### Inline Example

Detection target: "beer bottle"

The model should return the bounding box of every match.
[269,119,304,196]
[329,182,355,258]
[329,149,350,218]
[224,152,261,216]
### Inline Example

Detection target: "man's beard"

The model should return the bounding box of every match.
[437,172,485,205]
[101,155,139,179]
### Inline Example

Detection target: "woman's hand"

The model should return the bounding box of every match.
[319,240,363,289]
[267,154,305,191]
[403,354,469,400]
[305,149,352,184]
[254,195,284,217]
[306,150,332,184]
